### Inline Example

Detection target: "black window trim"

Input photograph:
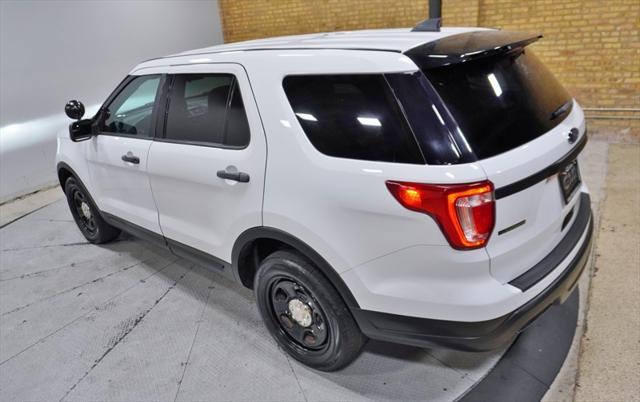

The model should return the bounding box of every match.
[93,74,167,140]
[154,73,251,150]
[385,70,477,165]
[381,73,428,164]
[281,72,430,165]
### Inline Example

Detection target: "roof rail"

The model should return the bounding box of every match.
[411,18,441,32]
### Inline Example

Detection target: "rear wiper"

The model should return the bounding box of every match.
[550,100,572,120]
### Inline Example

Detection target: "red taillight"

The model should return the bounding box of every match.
[386,180,495,250]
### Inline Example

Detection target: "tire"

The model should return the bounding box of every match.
[254,250,366,371]
[64,177,120,244]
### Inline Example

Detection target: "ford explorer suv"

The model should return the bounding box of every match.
[57,26,593,371]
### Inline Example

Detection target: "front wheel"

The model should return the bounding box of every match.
[64,177,120,244]
[254,250,366,371]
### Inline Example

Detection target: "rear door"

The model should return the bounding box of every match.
[87,73,164,233]
[147,63,266,263]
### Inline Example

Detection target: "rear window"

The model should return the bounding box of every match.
[412,49,572,159]
[283,75,425,164]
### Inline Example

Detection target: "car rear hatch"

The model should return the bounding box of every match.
[404,30,588,283]
[476,110,586,283]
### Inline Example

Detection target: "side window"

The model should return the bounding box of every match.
[164,74,250,147]
[101,75,161,136]
[283,75,424,164]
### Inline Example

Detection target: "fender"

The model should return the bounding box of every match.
[232,226,360,309]
[56,162,101,214]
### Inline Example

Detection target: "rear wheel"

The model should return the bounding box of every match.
[64,177,120,243]
[255,250,366,371]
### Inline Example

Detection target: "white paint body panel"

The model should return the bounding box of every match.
[56,136,94,196]
[86,135,160,233]
[56,27,589,323]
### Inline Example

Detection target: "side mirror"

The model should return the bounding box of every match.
[65,100,85,120]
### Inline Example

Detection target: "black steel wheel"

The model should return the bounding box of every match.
[269,277,330,351]
[64,177,120,244]
[255,250,366,371]
[71,187,97,236]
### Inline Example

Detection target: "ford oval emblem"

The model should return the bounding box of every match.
[567,128,579,144]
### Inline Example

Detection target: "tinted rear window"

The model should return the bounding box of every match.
[412,49,572,159]
[283,75,425,164]
[164,74,250,147]
[166,74,232,144]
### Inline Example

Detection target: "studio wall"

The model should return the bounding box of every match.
[0,0,224,202]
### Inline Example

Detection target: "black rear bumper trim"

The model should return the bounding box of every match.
[509,193,591,291]
[352,195,593,351]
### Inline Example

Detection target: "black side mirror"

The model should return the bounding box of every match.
[65,100,85,120]
[65,100,92,142]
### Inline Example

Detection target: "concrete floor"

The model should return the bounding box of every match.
[542,139,609,402]
[0,198,503,401]
[544,140,640,402]
[574,143,640,401]
[0,138,635,401]
[0,185,62,228]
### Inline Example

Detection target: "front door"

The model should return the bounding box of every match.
[87,73,164,234]
[147,64,266,263]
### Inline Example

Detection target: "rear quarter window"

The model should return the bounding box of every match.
[283,75,425,164]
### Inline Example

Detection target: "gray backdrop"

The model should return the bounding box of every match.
[0,0,224,201]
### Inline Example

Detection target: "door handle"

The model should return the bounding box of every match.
[121,152,140,164]
[217,170,250,183]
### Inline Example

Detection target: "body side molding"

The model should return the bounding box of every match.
[101,212,235,281]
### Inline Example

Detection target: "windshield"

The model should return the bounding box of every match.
[409,48,572,160]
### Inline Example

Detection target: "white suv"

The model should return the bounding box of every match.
[57,27,593,371]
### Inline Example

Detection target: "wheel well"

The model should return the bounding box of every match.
[56,163,101,212]
[233,228,360,309]
[58,168,73,191]
[57,167,73,189]
[237,238,289,289]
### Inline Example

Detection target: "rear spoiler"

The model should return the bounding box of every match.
[405,30,543,69]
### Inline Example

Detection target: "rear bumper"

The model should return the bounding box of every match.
[352,193,593,351]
